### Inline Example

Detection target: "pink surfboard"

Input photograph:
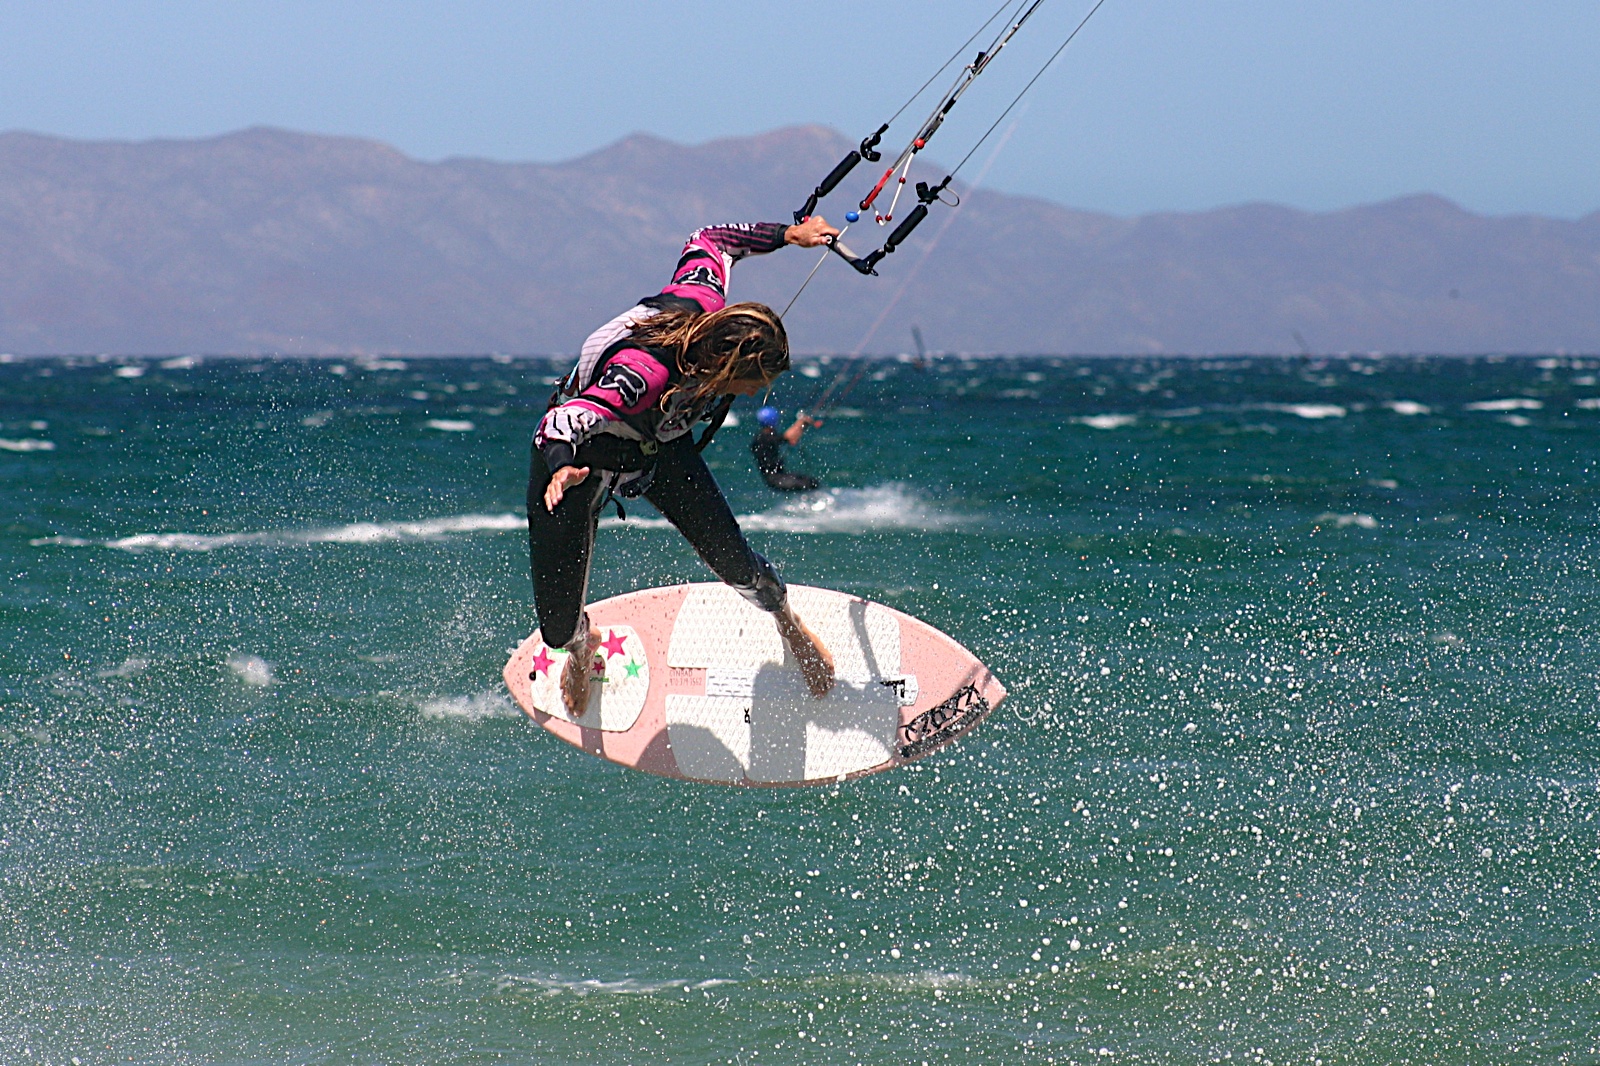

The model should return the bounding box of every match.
[503,583,1005,786]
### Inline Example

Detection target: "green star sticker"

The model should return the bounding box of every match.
[623,658,643,679]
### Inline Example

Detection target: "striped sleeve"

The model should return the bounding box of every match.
[659,222,790,312]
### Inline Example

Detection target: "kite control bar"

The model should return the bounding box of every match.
[793,124,887,226]
[783,0,1107,305]
[789,1,1048,277]
[830,176,955,276]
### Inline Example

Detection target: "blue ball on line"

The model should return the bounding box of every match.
[845,210,860,223]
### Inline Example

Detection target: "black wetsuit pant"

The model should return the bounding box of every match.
[527,436,786,649]
[761,470,821,493]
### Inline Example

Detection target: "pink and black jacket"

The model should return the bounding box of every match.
[535,222,789,485]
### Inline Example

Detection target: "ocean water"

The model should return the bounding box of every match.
[3,352,1599,1065]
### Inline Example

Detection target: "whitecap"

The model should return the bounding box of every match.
[358,359,408,372]
[493,974,734,997]
[420,691,517,721]
[96,657,151,679]
[1268,403,1346,419]
[1498,414,1532,427]
[160,356,199,370]
[744,484,960,533]
[0,438,55,452]
[42,513,524,552]
[741,484,960,534]
[1464,398,1541,412]
[309,514,522,543]
[301,411,334,428]
[425,419,476,432]
[1576,398,1600,410]
[1315,512,1378,529]
[30,535,93,547]
[1075,414,1137,430]
[227,653,276,687]
[1385,400,1431,416]
[113,365,145,378]
[600,484,956,534]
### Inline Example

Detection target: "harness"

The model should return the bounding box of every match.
[545,294,736,512]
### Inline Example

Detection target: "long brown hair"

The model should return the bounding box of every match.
[626,302,789,411]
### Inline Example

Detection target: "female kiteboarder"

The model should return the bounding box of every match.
[529,216,839,716]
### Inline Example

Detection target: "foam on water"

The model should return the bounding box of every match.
[226,653,276,687]
[95,657,150,679]
[599,484,961,534]
[0,438,55,452]
[32,513,524,552]
[1266,403,1347,419]
[1464,397,1542,411]
[493,973,737,997]
[1314,512,1379,529]
[1385,399,1431,415]
[742,484,960,533]
[425,419,476,432]
[418,691,518,721]
[1076,414,1138,430]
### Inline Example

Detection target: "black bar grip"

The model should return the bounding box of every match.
[882,203,929,253]
[817,151,861,199]
[796,150,862,223]
[852,203,931,275]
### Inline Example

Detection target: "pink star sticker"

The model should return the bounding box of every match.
[529,646,554,678]
[600,630,629,659]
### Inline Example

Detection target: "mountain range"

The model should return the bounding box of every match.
[1,125,1596,355]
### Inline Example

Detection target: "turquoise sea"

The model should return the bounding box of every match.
[3,352,1598,1064]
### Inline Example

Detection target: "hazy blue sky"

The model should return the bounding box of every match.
[2,1,1596,216]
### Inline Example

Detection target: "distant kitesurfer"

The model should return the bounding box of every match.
[751,406,821,492]
[529,217,841,716]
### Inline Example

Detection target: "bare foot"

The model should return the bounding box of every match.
[560,625,601,717]
[775,605,834,698]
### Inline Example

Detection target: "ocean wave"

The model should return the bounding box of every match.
[1385,400,1431,416]
[493,973,737,997]
[1265,403,1347,419]
[32,513,523,552]
[1464,397,1541,412]
[0,438,55,452]
[96,657,151,679]
[1315,512,1378,529]
[425,419,475,432]
[226,653,276,687]
[419,691,518,721]
[601,484,961,534]
[1075,414,1137,430]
